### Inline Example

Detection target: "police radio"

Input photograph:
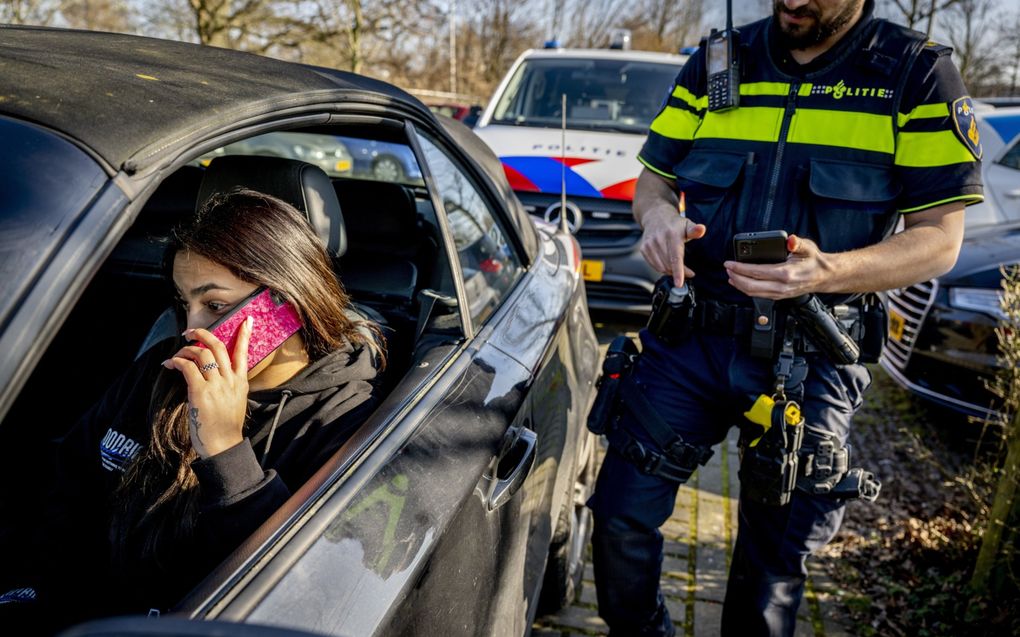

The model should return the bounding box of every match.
[706,0,740,112]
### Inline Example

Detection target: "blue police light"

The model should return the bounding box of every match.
[679,45,699,55]
[543,40,560,49]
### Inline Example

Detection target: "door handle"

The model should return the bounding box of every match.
[486,426,538,511]
[1005,189,1020,199]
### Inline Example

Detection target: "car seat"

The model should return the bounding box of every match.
[136,155,385,356]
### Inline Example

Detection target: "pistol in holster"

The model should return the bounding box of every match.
[587,335,639,435]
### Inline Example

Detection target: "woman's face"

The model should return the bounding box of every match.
[172,250,258,332]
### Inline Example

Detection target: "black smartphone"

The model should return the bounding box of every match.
[733,230,789,264]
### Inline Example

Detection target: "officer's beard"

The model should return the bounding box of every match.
[773,0,863,51]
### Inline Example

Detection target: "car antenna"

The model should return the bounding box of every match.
[559,92,570,235]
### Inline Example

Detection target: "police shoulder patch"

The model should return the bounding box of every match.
[951,96,982,160]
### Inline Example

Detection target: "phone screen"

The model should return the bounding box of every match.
[707,34,728,76]
[200,287,303,371]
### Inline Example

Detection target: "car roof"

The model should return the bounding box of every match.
[518,47,687,64]
[979,106,1020,146]
[0,25,433,175]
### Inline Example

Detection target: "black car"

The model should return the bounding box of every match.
[881,108,1020,420]
[0,27,599,637]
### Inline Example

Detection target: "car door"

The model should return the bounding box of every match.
[194,120,572,637]
[986,133,1020,221]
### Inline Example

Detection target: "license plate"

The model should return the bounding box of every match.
[888,309,905,341]
[581,259,604,282]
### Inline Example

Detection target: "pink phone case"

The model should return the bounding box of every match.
[202,288,303,371]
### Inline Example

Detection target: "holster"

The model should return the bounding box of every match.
[587,336,639,435]
[738,400,804,506]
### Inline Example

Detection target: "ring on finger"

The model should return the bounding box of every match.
[200,362,219,373]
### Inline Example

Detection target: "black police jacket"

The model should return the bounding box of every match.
[639,0,984,305]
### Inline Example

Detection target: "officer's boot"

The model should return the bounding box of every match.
[720,537,804,637]
[592,521,675,637]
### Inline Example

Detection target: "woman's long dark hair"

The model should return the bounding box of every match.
[111,188,382,572]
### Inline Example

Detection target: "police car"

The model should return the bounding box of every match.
[473,43,687,311]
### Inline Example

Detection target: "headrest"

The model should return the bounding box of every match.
[198,155,347,257]
[333,179,416,245]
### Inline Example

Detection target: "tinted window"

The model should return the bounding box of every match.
[418,136,522,326]
[0,116,107,321]
[491,58,681,133]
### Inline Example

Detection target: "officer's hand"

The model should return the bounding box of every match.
[640,206,707,287]
[723,234,831,299]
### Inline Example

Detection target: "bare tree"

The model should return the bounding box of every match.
[59,0,133,32]
[939,0,1004,95]
[879,0,964,31]
[0,0,61,24]
[620,0,707,52]
[563,0,625,48]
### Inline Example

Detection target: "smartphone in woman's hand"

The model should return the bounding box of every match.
[201,287,303,370]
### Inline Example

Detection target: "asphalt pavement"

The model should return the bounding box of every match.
[531,314,852,637]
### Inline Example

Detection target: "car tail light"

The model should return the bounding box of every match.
[480,258,503,273]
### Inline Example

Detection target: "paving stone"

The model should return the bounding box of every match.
[579,580,598,607]
[664,595,687,629]
[530,628,563,637]
[693,600,723,634]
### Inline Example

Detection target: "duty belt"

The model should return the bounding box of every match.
[685,299,864,354]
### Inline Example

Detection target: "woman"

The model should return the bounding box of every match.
[2,189,383,629]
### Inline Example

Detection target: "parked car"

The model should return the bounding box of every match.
[473,46,687,312]
[0,27,600,637]
[342,136,424,183]
[882,107,1020,419]
[200,131,355,177]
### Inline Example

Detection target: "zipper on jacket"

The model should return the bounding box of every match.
[759,82,800,229]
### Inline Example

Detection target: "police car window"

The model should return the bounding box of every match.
[491,58,681,133]
[999,139,1020,171]
[196,132,424,186]
[417,135,522,326]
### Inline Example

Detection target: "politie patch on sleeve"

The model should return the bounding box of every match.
[951,97,982,160]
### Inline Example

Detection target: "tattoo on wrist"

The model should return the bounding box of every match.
[188,407,205,447]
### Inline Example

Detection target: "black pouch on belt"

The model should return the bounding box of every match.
[587,335,639,435]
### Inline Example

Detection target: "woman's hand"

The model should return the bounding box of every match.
[162,317,253,459]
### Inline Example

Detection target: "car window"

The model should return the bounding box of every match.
[998,139,1020,170]
[491,57,681,134]
[198,132,424,186]
[417,135,522,326]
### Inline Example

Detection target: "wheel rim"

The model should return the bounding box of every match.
[567,434,597,580]
[373,157,401,181]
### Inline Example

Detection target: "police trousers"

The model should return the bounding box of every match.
[587,330,871,637]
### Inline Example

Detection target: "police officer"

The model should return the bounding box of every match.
[588,0,984,635]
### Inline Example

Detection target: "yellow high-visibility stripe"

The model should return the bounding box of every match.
[739,82,789,96]
[896,102,950,127]
[789,109,894,153]
[895,130,977,167]
[650,106,702,140]
[900,193,984,213]
[798,84,814,97]
[671,85,707,110]
[637,155,675,179]
[696,107,784,142]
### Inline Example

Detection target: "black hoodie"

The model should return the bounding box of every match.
[1,337,379,630]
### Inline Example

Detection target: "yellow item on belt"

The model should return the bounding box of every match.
[744,395,802,447]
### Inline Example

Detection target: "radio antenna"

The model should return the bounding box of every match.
[559,92,569,234]
[726,0,733,32]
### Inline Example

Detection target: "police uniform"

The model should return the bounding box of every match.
[588,2,983,635]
